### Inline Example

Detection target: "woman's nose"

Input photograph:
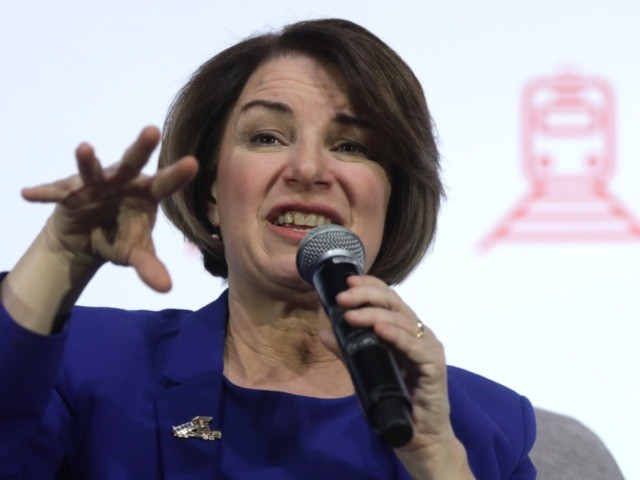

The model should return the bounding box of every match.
[283,142,334,189]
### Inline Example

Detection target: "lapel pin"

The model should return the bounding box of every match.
[172,416,222,441]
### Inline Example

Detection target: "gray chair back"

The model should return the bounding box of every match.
[531,408,624,479]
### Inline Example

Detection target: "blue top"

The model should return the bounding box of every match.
[0,289,536,479]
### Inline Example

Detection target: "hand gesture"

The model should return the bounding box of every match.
[22,126,198,292]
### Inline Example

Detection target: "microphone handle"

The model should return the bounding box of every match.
[312,256,414,447]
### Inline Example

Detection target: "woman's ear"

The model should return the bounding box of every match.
[207,184,219,227]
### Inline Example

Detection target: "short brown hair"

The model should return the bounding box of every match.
[159,18,442,285]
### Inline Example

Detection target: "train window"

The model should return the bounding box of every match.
[539,105,599,135]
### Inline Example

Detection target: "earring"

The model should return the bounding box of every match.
[211,224,222,242]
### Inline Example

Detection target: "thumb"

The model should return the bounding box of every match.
[129,249,172,293]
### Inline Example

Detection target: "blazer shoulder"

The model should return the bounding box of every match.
[447,365,536,476]
[61,306,191,384]
[62,293,229,386]
[447,365,528,405]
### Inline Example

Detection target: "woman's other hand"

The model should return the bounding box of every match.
[319,275,475,479]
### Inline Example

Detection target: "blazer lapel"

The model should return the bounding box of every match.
[155,291,228,479]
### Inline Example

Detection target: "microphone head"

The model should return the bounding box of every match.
[296,225,365,284]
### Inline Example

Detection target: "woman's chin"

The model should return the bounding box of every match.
[248,258,314,293]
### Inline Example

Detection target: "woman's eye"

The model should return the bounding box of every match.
[335,141,370,157]
[250,133,281,146]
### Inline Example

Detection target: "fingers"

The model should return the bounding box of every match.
[22,127,160,203]
[22,176,77,203]
[337,275,417,326]
[338,275,412,311]
[76,142,105,185]
[21,142,100,203]
[129,248,172,293]
[150,156,199,200]
[336,275,440,364]
[114,126,161,181]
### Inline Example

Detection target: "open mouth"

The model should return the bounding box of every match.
[273,211,336,229]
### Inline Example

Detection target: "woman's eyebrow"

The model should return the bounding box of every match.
[334,113,373,130]
[239,99,371,130]
[240,99,292,115]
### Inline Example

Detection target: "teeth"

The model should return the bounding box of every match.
[293,213,306,226]
[275,211,333,227]
[305,214,317,227]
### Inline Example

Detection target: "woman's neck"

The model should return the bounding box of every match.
[223,286,354,398]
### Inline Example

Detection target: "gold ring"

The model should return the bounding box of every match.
[415,320,425,339]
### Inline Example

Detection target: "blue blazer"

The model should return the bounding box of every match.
[0,290,536,479]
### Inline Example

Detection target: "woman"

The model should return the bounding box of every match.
[0,19,535,479]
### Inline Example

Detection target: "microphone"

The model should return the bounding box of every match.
[296,224,413,447]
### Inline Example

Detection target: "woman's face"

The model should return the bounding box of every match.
[210,55,391,293]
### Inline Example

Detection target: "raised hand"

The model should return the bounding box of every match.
[21,126,198,292]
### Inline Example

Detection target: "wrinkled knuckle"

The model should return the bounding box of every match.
[389,289,401,303]
[421,363,444,381]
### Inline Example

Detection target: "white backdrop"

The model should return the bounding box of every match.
[2,1,638,478]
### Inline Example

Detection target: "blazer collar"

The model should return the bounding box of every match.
[161,290,229,385]
[156,290,229,478]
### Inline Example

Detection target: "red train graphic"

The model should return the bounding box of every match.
[479,69,640,250]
